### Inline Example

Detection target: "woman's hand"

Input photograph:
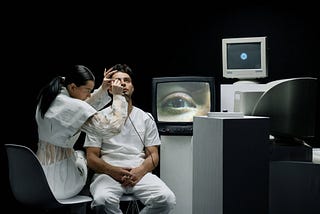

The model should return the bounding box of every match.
[101,67,118,91]
[110,79,124,95]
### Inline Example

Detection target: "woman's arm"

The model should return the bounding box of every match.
[81,95,128,138]
[85,67,119,110]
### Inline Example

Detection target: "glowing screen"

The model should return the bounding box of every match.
[156,82,211,122]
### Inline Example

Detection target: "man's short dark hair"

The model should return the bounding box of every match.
[111,64,134,81]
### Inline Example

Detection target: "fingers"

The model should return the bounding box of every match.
[104,67,117,78]
[122,175,130,181]
[104,67,112,76]
[121,173,131,183]
[120,168,136,187]
[111,82,124,95]
[121,175,136,187]
[103,68,118,86]
[102,72,117,86]
[112,79,120,85]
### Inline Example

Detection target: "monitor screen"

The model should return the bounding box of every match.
[222,36,268,80]
[152,76,215,135]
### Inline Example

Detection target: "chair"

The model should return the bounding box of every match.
[120,193,140,214]
[5,143,92,214]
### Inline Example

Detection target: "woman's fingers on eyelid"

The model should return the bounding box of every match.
[105,68,115,77]
[108,70,117,75]
[106,67,114,72]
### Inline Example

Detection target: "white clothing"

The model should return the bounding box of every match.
[36,86,127,199]
[84,107,176,213]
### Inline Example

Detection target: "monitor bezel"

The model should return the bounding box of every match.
[151,76,216,136]
[222,36,268,80]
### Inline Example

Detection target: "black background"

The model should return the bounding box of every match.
[2,3,319,213]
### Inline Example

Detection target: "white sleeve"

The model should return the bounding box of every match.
[85,86,111,110]
[83,133,102,148]
[81,95,128,138]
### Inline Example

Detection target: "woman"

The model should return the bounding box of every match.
[35,65,128,200]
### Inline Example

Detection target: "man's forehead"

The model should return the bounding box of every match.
[112,72,130,79]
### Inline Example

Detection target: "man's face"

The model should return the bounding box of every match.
[110,72,134,98]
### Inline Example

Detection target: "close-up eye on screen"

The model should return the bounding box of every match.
[157,82,211,122]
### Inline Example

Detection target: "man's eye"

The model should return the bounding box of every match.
[159,92,196,114]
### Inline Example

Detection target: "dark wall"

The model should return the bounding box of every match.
[9,5,319,135]
[3,4,319,212]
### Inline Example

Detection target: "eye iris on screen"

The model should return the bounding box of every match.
[163,97,196,108]
[240,52,248,60]
[160,92,197,114]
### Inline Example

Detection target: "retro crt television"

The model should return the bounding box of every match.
[222,36,268,81]
[151,76,215,135]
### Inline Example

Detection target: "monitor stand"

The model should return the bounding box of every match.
[233,79,259,85]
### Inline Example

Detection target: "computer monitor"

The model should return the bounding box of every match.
[151,76,216,136]
[222,36,268,81]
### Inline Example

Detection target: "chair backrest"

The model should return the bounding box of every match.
[5,144,64,209]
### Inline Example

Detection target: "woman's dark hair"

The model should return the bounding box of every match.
[36,65,95,118]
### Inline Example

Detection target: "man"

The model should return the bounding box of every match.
[84,64,176,214]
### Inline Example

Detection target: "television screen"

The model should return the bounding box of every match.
[222,36,267,81]
[152,76,215,135]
